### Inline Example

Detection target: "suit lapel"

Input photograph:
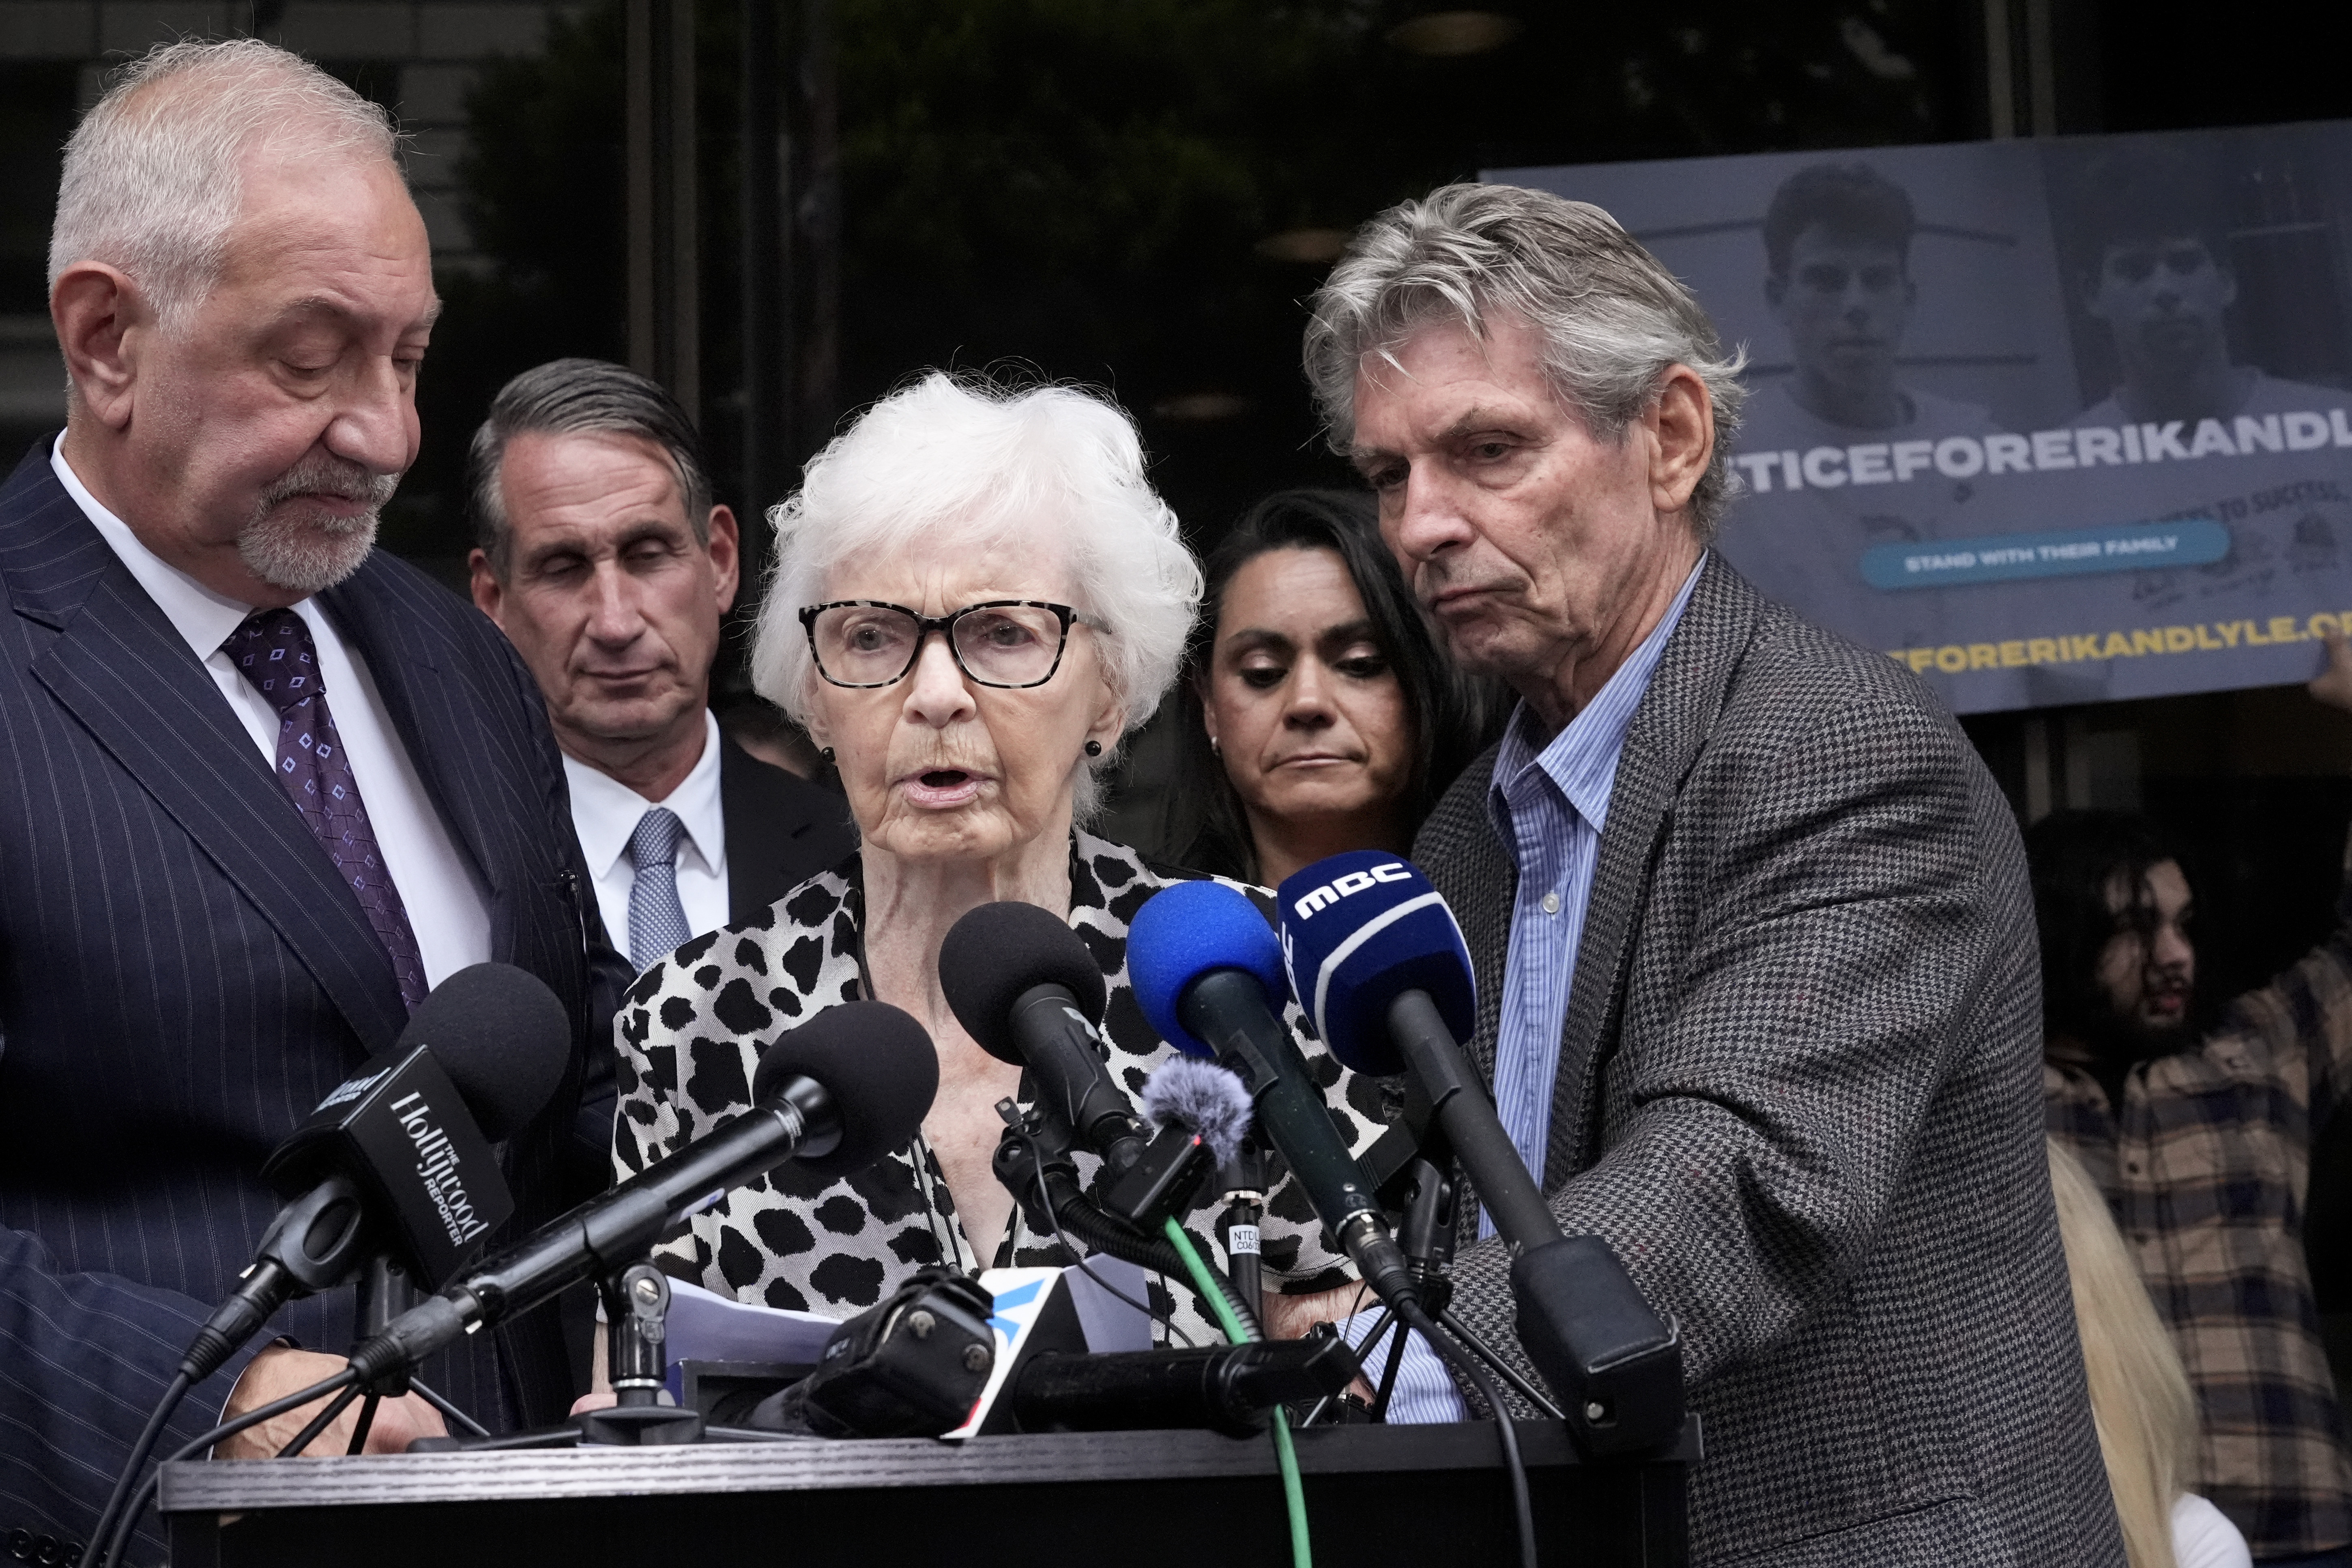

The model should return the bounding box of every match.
[1435,743,1514,1085]
[1541,556,1757,1188]
[720,728,852,923]
[318,567,505,918]
[722,731,782,924]
[14,475,410,1055]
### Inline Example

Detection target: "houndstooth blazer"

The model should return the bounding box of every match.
[1418,556,2124,1567]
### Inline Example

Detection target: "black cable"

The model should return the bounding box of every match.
[1399,1300,1536,1568]
[1013,1128,1265,1341]
[1437,1306,1567,1423]
[85,1368,193,1568]
[344,1391,382,1455]
[1022,1136,1211,1347]
[97,1367,359,1568]
[407,1376,489,1439]
[1370,1310,1410,1421]
[275,1383,363,1457]
[1299,1281,1378,1427]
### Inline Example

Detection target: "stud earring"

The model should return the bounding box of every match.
[1209,736,1220,756]
[1084,739,1104,758]
[820,746,836,763]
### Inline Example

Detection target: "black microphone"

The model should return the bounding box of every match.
[940,900,1147,1171]
[181,963,570,1383]
[1011,1337,1361,1437]
[1278,852,1683,1454]
[349,1001,937,1387]
[1126,880,1419,1312]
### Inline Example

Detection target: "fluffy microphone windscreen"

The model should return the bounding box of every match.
[398,962,571,1141]
[937,901,1110,1067]
[752,1000,939,1177]
[1140,1057,1254,1166]
[1275,852,1477,1076]
[1126,879,1287,1059]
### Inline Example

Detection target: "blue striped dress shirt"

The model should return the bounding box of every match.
[1353,556,1705,1422]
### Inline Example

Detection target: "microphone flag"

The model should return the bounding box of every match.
[1276,851,1476,1076]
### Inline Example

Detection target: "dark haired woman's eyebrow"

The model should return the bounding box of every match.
[1314,619,1383,654]
[1218,626,1297,657]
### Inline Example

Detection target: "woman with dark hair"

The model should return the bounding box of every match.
[1173,489,1496,883]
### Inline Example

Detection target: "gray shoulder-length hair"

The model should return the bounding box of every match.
[1302,183,1747,539]
[750,372,1202,818]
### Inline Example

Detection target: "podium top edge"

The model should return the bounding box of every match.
[159,1418,1698,1515]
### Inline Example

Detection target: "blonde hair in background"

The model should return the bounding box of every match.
[48,39,398,335]
[2049,1138,2199,1568]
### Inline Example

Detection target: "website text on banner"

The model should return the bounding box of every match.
[1896,610,2352,677]
[1492,120,2352,713]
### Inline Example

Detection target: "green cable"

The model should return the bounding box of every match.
[1162,1217,1311,1568]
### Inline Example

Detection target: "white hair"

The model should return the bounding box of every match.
[1304,183,1748,539]
[48,39,399,334]
[750,372,1202,818]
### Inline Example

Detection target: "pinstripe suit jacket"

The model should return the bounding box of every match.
[0,444,623,1561]
[1418,556,2124,1566]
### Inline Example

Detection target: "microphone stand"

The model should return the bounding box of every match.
[574,1259,705,1445]
[345,1256,411,1452]
[410,1254,707,1451]
[1216,1135,1265,1317]
[1362,1106,1568,1425]
[346,1255,494,1444]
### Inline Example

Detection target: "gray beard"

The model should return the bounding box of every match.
[236,456,397,596]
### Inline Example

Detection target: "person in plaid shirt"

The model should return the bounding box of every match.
[2033,640,2352,1565]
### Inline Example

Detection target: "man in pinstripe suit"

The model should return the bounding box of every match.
[1299,184,2124,1563]
[0,42,626,1563]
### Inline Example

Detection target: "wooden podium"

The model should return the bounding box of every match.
[160,1418,1697,1567]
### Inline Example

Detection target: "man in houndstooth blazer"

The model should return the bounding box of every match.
[1303,184,2124,1564]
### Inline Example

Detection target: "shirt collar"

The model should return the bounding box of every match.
[1489,555,1707,843]
[562,709,727,879]
[54,433,267,661]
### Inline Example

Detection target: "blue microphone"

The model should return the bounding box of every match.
[1276,853,1684,1456]
[1128,880,1419,1310]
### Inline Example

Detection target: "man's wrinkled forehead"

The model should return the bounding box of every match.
[211,147,437,324]
[1346,315,1572,451]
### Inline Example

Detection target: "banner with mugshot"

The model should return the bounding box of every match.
[1493,122,2352,712]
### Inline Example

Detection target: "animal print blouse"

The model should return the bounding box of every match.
[611,831,1392,1345]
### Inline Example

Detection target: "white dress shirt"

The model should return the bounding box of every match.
[563,709,729,954]
[54,438,492,987]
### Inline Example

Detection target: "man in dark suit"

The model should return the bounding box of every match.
[1297,184,2124,1564]
[0,41,623,1563]
[467,360,856,969]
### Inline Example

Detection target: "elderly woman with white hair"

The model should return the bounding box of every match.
[610,373,1387,1342]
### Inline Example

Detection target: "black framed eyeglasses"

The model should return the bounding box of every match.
[798,599,1096,689]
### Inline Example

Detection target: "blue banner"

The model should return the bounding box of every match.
[1493,122,2352,712]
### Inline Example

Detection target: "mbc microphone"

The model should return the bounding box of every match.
[940,901,1147,1170]
[181,963,570,1383]
[1126,879,1418,1311]
[350,1001,937,1386]
[1278,852,1683,1454]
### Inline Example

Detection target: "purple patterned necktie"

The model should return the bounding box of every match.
[224,608,429,1012]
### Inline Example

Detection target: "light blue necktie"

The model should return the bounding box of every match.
[626,807,694,972]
